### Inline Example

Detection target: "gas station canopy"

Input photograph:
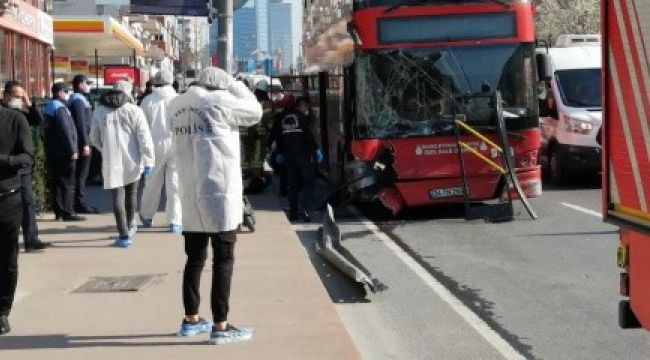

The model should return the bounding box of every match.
[54,16,145,57]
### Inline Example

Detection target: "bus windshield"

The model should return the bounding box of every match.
[354,43,538,139]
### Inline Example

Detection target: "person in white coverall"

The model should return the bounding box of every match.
[139,70,182,233]
[90,80,155,248]
[167,67,261,344]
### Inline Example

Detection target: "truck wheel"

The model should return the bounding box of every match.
[549,148,568,185]
[619,300,641,329]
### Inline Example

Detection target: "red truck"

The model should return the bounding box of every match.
[602,0,650,329]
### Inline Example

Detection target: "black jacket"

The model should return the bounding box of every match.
[0,108,33,192]
[68,92,92,150]
[43,99,78,162]
[276,109,318,165]
[2,102,43,174]
[1,101,44,127]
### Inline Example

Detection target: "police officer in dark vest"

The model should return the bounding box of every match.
[276,96,323,222]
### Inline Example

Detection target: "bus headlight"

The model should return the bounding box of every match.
[564,116,594,135]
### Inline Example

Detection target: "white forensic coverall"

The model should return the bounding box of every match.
[90,93,155,189]
[167,72,262,233]
[139,86,181,225]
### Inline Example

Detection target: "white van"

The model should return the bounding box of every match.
[536,35,602,184]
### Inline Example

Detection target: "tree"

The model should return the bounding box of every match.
[535,0,600,42]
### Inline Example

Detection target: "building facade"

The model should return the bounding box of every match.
[0,0,54,97]
[254,0,270,60]
[232,7,256,70]
[269,0,293,72]
[52,0,188,88]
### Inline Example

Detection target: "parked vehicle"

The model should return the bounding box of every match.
[537,35,602,184]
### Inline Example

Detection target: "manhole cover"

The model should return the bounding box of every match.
[74,275,159,293]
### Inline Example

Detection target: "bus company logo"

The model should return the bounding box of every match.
[415,143,458,156]
[416,141,487,156]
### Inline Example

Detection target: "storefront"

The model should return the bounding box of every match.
[0,1,54,97]
[53,16,146,89]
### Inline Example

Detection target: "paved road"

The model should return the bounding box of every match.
[305,177,650,359]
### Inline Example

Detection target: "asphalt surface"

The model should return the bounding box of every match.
[299,176,650,360]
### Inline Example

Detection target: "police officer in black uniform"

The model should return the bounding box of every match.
[68,74,98,214]
[43,83,85,222]
[1,81,51,252]
[276,97,322,222]
[0,106,34,334]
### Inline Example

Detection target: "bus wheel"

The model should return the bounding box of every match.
[549,148,568,185]
[619,300,641,329]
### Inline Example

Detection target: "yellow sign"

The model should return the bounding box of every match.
[53,55,71,76]
[71,60,89,75]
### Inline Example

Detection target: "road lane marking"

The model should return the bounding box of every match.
[560,203,602,218]
[348,207,525,360]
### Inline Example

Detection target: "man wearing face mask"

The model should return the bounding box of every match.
[68,74,98,215]
[1,81,50,252]
[43,82,85,222]
[0,104,33,335]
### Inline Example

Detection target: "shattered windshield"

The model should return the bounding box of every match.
[354,43,537,139]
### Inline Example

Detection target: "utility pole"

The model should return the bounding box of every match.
[211,0,233,73]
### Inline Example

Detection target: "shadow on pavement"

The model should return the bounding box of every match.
[542,174,602,191]
[38,226,114,236]
[374,223,536,358]
[0,333,202,349]
[521,230,618,237]
[294,230,370,304]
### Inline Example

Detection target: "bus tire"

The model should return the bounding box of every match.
[549,148,568,185]
[619,300,641,329]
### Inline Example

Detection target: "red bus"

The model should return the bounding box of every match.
[303,0,542,214]
[602,0,650,330]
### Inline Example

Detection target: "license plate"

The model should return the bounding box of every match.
[429,187,464,199]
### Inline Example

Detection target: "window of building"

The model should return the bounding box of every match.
[0,29,9,90]
[13,34,27,89]
[42,44,51,97]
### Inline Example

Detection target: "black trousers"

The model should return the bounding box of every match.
[111,182,137,238]
[20,173,39,245]
[183,231,236,323]
[75,153,91,209]
[49,158,76,218]
[0,193,22,316]
[287,162,315,214]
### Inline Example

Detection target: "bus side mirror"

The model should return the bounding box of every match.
[536,53,551,81]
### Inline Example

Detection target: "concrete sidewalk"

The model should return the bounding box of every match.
[0,188,360,360]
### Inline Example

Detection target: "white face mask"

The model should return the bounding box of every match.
[8,98,23,110]
[62,93,70,102]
